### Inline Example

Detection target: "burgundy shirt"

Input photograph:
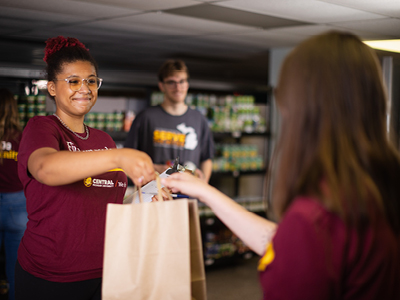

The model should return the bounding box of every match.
[259,197,400,300]
[0,130,23,192]
[17,115,127,282]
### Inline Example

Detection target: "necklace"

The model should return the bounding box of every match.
[53,113,89,140]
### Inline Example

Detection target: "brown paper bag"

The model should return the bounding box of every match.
[102,197,207,300]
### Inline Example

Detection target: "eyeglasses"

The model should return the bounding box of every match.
[54,76,103,91]
[163,79,188,88]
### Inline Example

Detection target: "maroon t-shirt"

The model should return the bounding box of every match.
[259,197,400,300]
[17,115,127,282]
[0,130,23,192]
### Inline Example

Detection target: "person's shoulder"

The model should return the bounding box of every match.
[285,196,341,228]
[285,197,327,221]
[289,196,324,212]
[20,115,61,148]
[186,107,207,119]
[24,115,57,129]
[27,115,55,123]
[187,106,201,114]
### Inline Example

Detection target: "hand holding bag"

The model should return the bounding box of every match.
[102,174,207,300]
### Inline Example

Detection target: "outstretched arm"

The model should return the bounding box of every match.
[162,172,277,255]
[28,147,155,187]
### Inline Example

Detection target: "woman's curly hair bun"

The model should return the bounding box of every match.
[43,36,88,63]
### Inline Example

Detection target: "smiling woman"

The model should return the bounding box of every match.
[48,60,99,131]
[14,36,156,300]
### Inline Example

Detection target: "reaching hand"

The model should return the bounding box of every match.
[118,148,155,186]
[161,172,213,203]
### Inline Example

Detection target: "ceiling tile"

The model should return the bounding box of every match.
[73,0,199,11]
[205,28,308,49]
[0,7,88,26]
[164,3,310,29]
[214,0,384,23]
[89,11,257,36]
[0,0,139,18]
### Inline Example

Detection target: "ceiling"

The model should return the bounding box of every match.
[1,0,400,93]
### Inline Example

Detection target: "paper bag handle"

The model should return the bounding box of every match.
[155,172,173,201]
[133,183,144,203]
[155,172,163,202]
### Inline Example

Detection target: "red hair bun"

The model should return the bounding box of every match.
[43,36,88,63]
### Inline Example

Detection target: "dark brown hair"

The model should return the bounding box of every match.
[0,88,21,163]
[157,59,189,82]
[271,31,400,234]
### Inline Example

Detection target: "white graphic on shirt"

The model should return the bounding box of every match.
[92,178,114,187]
[67,141,80,152]
[1,141,18,161]
[66,141,110,152]
[1,141,12,151]
[176,123,198,150]
[83,177,126,188]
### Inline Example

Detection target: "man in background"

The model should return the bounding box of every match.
[124,59,214,182]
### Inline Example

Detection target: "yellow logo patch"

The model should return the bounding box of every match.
[83,177,92,187]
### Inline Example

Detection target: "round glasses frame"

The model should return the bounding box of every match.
[163,79,188,88]
[54,76,103,92]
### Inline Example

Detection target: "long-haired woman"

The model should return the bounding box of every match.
[162,31,400,299]
[0,88,28,300]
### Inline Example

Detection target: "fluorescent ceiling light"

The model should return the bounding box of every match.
[363,40,400,53]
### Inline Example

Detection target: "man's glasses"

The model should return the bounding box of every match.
[163,79,188,88]
[54,76,103,92]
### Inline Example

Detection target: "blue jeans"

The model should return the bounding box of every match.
[0,191,28,300]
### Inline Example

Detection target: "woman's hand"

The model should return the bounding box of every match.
[161,172,214,203]
[117,148,155,186]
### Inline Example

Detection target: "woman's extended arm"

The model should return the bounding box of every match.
[28,147,155,186]
[162,172,277,255]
